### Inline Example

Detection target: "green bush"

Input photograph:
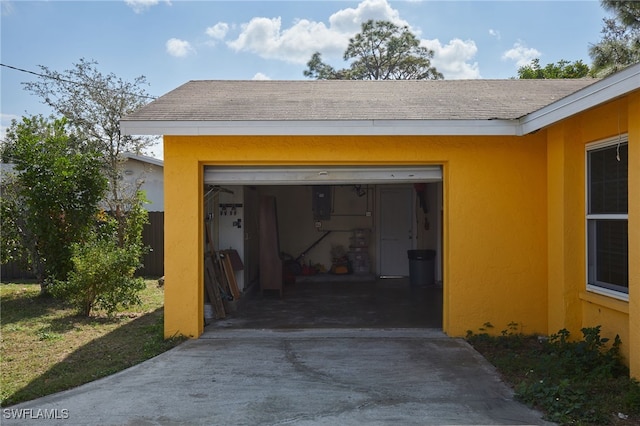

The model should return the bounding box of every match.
[51,236,145,317]
[50,192,149,317]
[544,326,628,379]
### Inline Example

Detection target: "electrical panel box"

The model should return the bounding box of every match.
[312,186,331,220]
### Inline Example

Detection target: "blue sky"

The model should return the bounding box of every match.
[1,0,608,158]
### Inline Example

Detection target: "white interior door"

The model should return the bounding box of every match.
[378,186,414,276]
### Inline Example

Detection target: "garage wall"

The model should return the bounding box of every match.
[163,134,550,339]
[416,182,442,283]
[259,185,375,271]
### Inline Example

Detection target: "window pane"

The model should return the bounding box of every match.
[588,143,628,214]
[588,219,628,292]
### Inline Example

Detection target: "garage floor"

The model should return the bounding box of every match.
[206,277,443,330]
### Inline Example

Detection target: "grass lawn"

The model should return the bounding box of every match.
[0,280,185,407]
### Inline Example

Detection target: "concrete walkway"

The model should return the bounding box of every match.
[3,328,553,425]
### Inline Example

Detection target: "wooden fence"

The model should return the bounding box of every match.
[1,211,164,281]
[138,211,164,278]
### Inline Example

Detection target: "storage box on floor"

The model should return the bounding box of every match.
[348,229,371,274]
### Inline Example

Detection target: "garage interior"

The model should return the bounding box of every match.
[203,166,443,330]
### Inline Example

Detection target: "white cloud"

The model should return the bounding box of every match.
[1,1,15,17]
[146,139,164,160]
[252,73,271,80]
[206,22,229,40]
[226,0,409,64]
[227,16,346,64]
[327,0,410,34]
[488,29,501,40]
[125,0,170,14]
[423,38,480,79]
[166,38,195,57]
[213,0,480,79]
[1,112,19,123]
[502,41,541,67]
[0,113,20,138]
[0,113,20,139]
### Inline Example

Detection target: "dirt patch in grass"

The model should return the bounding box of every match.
[0,280,185,406]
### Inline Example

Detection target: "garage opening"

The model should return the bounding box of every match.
[202,166,443,330]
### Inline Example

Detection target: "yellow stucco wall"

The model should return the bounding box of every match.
[546,95,637,377]
[626,92,639,378]
[163,148,204,338]
[164,134,550,339]
[163,93,638,377]
[628,91,640,379]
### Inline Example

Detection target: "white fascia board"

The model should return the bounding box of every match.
[518,64,640,135]
[120,119,518,137]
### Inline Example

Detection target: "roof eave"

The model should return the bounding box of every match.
[120,119,519,137]
[122,152,164,167]
[518,64,640,135]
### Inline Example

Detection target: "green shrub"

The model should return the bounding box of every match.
[51,236,145,316]
[50,192,149,317]
[467,324,640,425]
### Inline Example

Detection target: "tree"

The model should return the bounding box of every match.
[304,20,443,80]
[601,0,640,28]
[589,0,640,77]
[22,59,154,245]
[517,58,591,79]
[0,170,29,270]
[1,115,107,287]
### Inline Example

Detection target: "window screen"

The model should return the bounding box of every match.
[587,141,628,295]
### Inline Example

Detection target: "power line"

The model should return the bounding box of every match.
[1,63,158,101]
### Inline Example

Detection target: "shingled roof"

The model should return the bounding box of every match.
[124,79,597,122]
[120,64,640,136]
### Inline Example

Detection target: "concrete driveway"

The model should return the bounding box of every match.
[3,328,552,425]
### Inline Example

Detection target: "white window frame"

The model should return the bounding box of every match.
[585,136,629,301]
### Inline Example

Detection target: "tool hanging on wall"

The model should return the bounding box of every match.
[414,183,430,230]
[219,203,243,216]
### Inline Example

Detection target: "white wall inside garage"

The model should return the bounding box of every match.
[217,186,246,291]
[213,181,443,290]
[260,185,375,270]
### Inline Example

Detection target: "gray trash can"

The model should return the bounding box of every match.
[407,249,436,287]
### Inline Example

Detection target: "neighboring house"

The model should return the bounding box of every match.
[120,64,639,378]
[121,152,165,277]
[121,152,164,212]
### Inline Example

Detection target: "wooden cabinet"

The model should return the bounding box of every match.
[259,196,283,296]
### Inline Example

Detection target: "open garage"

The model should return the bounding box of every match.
[202,166,444,329]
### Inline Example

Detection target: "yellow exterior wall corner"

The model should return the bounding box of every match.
[546,124,563,333]
[627,91,639,379]
[163,137,204,338]
[546,120,587,337]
